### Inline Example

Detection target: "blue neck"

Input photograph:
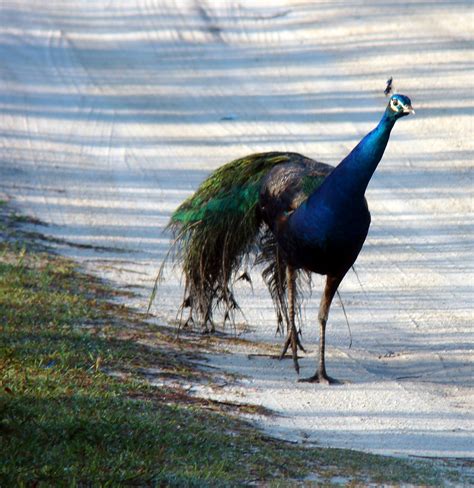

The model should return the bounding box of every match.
[311,111,395,205]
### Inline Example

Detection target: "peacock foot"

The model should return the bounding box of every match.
[298,371,341,385]
[279,327,305,374]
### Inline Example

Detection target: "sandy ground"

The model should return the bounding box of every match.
[1,0,472,458]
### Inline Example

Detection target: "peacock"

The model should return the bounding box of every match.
[158,92,414,384]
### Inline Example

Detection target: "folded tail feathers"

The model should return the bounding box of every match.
[153,151,328,332]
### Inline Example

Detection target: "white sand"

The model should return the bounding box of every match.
[1,0,472,458]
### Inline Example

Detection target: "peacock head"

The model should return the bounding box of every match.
[386,94,415,120]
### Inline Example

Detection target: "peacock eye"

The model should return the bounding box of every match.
[392,99,399,106]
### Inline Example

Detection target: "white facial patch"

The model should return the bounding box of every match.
[390,98,414,114]
[390,98,401,111]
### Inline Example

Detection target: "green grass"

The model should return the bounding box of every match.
[0,207,468,486]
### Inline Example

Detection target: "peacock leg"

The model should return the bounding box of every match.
[280,266,305,373]
[299,274,342,384]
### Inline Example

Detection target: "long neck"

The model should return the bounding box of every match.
[343,112,395,193]
[330,112,395,199]
[307,112,395,211]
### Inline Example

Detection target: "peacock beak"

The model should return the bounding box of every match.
[403,104,415,115]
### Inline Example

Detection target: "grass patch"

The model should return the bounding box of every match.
[0,205,468,486]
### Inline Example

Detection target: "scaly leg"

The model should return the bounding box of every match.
[299,274,343,384]
[280,266,305,373]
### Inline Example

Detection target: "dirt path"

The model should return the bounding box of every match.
[1,0,472,457]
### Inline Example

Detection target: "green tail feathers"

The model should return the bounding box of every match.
[151,151,330,332]
[166,153,292,329]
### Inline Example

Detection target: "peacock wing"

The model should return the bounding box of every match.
[170,152,296,226]
[259,157,334,231]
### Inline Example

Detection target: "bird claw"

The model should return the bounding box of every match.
[279,326,305,373]
[298,371,341,385]
[280,327,305,357]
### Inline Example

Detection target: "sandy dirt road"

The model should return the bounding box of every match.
[1,0,472,457]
